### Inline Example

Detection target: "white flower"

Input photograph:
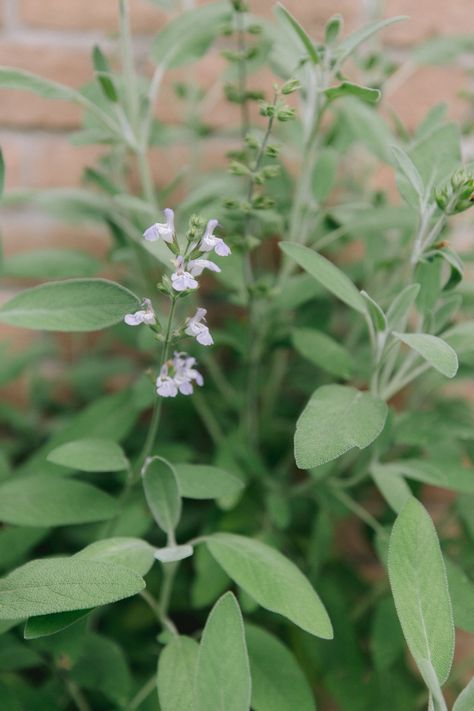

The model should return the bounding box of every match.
[173,352,204,395]
[187,258,221,277]
[185,308,213,346]
[199,219,231,257]
[124,298,156,326]
[156,363,178,398]
[171,256,198,292]
[143,208,175,243]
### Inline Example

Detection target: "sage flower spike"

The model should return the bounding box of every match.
[124,298,156,326]
[171,256,199,292]
[199,219,231,256]
[185,308,214,346]
[143,208,175,243]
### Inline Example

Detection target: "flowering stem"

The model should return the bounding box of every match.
[235,6,250,140]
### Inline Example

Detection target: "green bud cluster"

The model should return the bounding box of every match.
[435,169,474,215]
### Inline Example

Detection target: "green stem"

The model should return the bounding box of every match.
[235,7,250,140]
[192,391,225,445]
[119,0,139,132]
[64,679,91,711]
[127,675,157,711]
[330,486,386,536]
[158,562,179,635]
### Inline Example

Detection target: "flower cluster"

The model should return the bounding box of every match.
[124,209,229,398]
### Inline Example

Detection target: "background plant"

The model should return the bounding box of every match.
[0,2,473,710]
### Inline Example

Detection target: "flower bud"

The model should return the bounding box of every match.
[281,78,301,95]
[276,106,296,122]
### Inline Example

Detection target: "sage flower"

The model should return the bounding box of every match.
[187,258,221,277]
[124,298,156,326]
[156,363,178,398]
[143,208,175,243]
[199,219,231,256]
[172,352,204,395]
[185,308,214,346]
[171,256,198,292]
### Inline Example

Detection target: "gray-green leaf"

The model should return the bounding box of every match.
[394,332,458,378]
[388,497,454,685]
[194,592,251,711]
[157,636,199,711]
[295,385,388,469]
[142,457,181,537]
[292,328,353,379]
[47,438,128,472]
[173,463,244,500]
[75,537,155,577]
[453,678,474,711]
[206,533,333,639]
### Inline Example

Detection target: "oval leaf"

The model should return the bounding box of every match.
[158,636,199,711]
[0,475,118,526]
[388,497,454,685]
[291,328,353,379]
[47,438,128,473]
[194,592,251,711]
[295,385,388,469]
[142,457,181,537]
[0,279,140,332]
[206,533,333,639]
[394,332,458,378]
[173,464,244,500]
[280,242,366,313]
[0,558,145,619]
[453,679,474,711]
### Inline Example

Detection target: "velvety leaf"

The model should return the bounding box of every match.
[361,291,387,331]
[75,537,155,577]
[47,438,128,472]
[295,385,387,469]
[142,457,181,536]
[0,558,145,619]
[292,328,353,378]
[386,284,420,331]
[325,81,380,104]
[453,678,474,711]
[280,243,366,313]
[371,465,411,513]
[336,16,407,64]
[394,332,458,378]
[173,463,244,500]
[194,592,251,711]
[0,66,77,100]
[379,459,474,494]
[158,636,199,711]
[246,624,316,711]
[391,145,424,198]
[388,498,454,684]
[445,558,474,633]
[0,475,118,526]
[206,533,333,639]
[275,4,319,64]
[0,279,140,332]
[2,250,101,279]
[370,597,405,671]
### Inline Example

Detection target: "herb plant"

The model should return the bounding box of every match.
[0,2,473,710]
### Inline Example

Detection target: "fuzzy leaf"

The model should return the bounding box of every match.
[158,636,199,711]
[394,332,458,378]
[142,457,181,536]
[292,328,353,379]
[75,538,155,577]
[275,4,319,64]
[453,679,474,711]
[325,81,380,104]
[173,463,244,500]
[47,438,128,472]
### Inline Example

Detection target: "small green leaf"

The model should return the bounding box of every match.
[246,624,316,711]
[275,4,319,64]
[72,633,131,707]
[453,678,474,711]
[92,46,118,102]
[0,475,118,527]
[295,385,388,469]
[336,16,407,65]
[142,457,181,537]
[47,438,128,472]
[0,66,78,100]
[371,464,411,513]
[391,145,425,198]
[378,459,474,495]
[325,14,343,45]
[361,291,387,331]
[325,81,381,104]
[158,636,199,711]
[292,328,353,379]
[394,332,458,378]
[173,463,244,500]
[194,592,251,711]
[0,558,145,619]
[280,242,366,313]
[0,279,140,332]
[388,497,454,685]
[386,284,420,331]
[2,249,101,279]
[206,533,333,639]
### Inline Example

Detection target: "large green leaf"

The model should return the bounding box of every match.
[377,459,474,494]
[0,558,145,619]
[157,636,199,711]
[246,624,316,711]
[371,464,411,513]
[295,385,387,469]
[75,537,155,577]
[0,279,140,332]
[71,633,131,708]
[291,328,353,379]
[142,457,181,537]
[0,66,78,100]
[194,592,251,711]
[173,463,244,500]
[280,243,366,313]
[0,475,118,526]
[2,250,101,279]
[47,438,128,473]
[388,498,454,685]
[394,332,458,378]
[206,533,333,639]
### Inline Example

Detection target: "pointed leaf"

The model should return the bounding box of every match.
[0,66,78,100]
[206,533,333,639]
[24,610,91,640]
[47,438,128,472]
[158,636,199,711]
[75,538,155,577]
[275,4,319,64]
[325,81,380,104]
[394,332,458,378]
[336,16,407,65]
[142,457,181,537]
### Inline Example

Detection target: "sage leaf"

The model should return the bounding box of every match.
[275,4,319,64]
[370,597,405,671]
[0,475,118,526]
[0,66,78,100]
[418,658,448,711]
[292,328,353,379]
[336,16,407,65]
[194,592,251,711]
[386,284,420,331]
[0,279,140,332]
[71,633,131,707]
[445,558,474,633]
[142,457,181,537]
[379,459,474,494]
[75,537,155,577]
[361,290,387,331]
[24,609,91,640]
[391,145,425,198]
[453,678,474,711]
[280,242,366,313]
[2,249,101,279]
[246,624,316,711]
[157,636,199,711]
[394,332,458,378]
[206,533,333,639]
[47,438,128,472]
[295,385,388,469]
[325,81,381,104]
[371,464,411,513]
[0,558,145,619]
[388,497,454,685]
[173,463,244,500]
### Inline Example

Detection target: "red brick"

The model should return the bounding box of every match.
[0,133,24,189]
[385,0,474,46]
[26,136,105,188]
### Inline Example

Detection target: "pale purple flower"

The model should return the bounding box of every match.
[185,308,213,346]
[171,256,198,292]
[187,258,221,277]
[124,298,156,326]
[173,352,204,395]
[143,208,175,243]
[199,219,231,257]
[156,363,178,398]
